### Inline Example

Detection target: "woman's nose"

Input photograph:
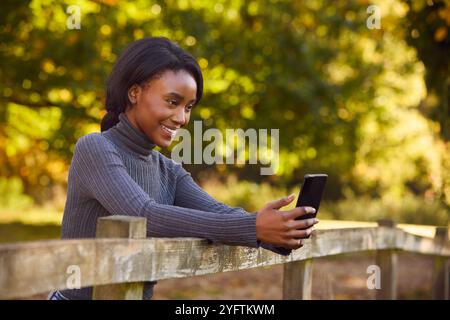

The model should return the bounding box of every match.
[172,108,187,127]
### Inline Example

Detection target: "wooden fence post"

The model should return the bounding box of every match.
[282,259,313,300]
[432,226,449,300]
[92,215,147,300]
[376,219,398,300]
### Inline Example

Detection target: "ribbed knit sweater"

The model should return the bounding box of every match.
[59,112,291,299]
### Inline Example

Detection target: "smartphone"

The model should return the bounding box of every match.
[295,173,328,221]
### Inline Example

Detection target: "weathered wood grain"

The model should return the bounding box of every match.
[432,227,450,300]
[282,259,313,300]
[375,220,398,300]
[92,216,146,300]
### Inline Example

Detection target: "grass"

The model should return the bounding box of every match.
[0,207,62,243]
[0,222,60,243]
[0,207,63,225]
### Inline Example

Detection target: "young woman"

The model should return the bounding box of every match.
[48,37,318,300]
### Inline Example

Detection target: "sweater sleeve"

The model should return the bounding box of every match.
[71,133,258,248]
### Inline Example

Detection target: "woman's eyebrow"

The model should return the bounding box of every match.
[165,91,196,103]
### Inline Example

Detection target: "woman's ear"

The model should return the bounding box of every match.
[127,85,140,104]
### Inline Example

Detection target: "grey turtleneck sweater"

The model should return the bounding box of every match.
[59,112,291,300]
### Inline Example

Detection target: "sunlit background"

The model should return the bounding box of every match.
[0,0,449,299]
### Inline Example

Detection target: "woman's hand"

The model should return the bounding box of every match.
[255,194,319,250]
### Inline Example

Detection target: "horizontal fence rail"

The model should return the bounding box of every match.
[0,216,449,300]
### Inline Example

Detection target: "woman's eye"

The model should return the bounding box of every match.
[186,104,194,111]
[167,100,178,106]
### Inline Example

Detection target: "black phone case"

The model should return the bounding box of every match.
[295,173,328,221]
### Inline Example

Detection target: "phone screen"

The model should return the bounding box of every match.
[295,174,328,220]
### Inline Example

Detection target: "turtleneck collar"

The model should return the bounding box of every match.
[105,112,156,158]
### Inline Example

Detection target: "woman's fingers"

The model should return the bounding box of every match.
[282,218,319,248]
[287,226,315,239]
[292,217,319,230]
[264,194,296,210]
[283,206,316,220]
[286,238,304,249]
[257,202,319,249]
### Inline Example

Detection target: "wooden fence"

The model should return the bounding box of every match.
[0,216,449,300]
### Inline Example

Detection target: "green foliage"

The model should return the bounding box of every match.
[0,176,33,210]
[321,192,449,226]
[402,0,450,140]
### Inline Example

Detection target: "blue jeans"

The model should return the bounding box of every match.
[47,290,70,300]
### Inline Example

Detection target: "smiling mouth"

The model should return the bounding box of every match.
[160,124,178,137]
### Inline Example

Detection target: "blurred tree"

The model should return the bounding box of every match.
[399,0,450,206]
[402,0,450,141]
[0,0,448,215]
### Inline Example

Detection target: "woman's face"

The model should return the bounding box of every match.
[125,69,197,148]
